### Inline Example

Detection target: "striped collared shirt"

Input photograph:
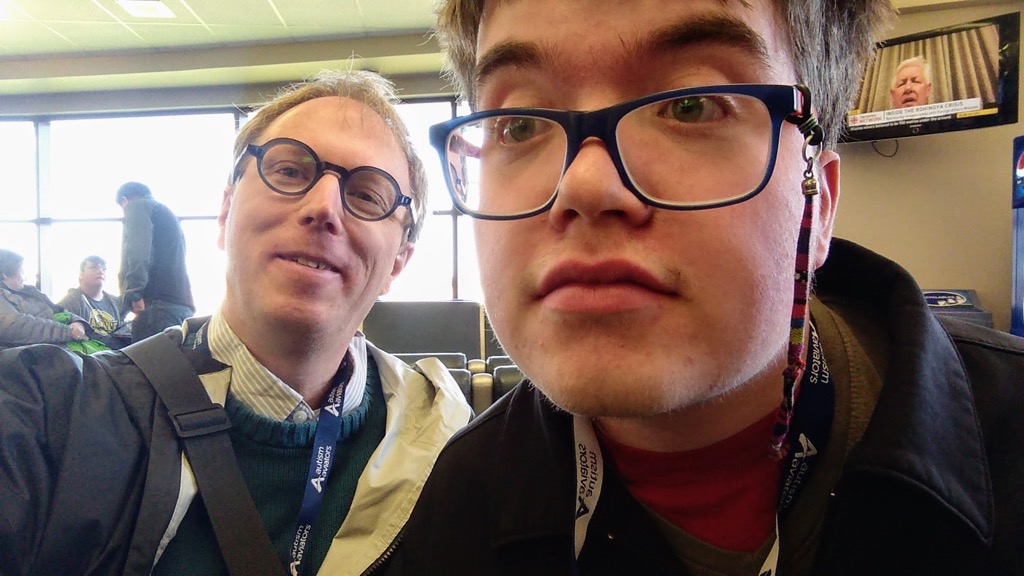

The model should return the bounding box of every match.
[206,311,368,423]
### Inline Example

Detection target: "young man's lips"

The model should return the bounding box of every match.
[537,261,676,298]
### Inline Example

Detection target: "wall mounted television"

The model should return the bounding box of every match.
[841,12,1020,143]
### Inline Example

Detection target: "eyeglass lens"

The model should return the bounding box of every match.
[258,141,400,221]
[443,93,773,217]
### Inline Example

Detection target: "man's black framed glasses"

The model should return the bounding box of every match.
[429,84,811,220]
[236,137,414,226]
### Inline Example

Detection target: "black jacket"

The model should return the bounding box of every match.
[0,284,88,348]
[119,197,194,310]
[0,339,222,576]
[386,240,1024,575]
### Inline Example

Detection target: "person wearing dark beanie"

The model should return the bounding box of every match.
[115,179,195,341]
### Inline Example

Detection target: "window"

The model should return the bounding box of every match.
[47,113,235,219]
[46,222,123,302]
[9,98,482,312]
[388,100,456,301]
[387,100,482,302]
[0,122,38,221]
[180,219,227,316]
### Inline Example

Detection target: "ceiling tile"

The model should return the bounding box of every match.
[116,22,221,47]
[201,24,298,44]
[170,0,287,27]
[41,22,149,51]
[0,0,448,108]
[0,21,77,55]
[358,0,435,29]
[8,0,115,23]
[272,0,365,27]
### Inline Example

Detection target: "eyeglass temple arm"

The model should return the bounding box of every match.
[449,134,482,159]
[785,84,824,147]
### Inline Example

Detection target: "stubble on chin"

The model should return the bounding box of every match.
[526,363,717,419]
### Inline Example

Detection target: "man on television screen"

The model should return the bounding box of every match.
[890,56,933,109]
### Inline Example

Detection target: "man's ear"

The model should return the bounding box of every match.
[812,149,841,269]
[379,243,415,296]
[217,185,234,250]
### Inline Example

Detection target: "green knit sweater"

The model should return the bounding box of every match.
[153,358,387,576]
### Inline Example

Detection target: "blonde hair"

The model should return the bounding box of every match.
[234,69,428,241]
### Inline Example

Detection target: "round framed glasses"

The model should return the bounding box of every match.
[238,137,414,224]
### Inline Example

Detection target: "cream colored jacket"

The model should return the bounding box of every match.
[156,341,473,575]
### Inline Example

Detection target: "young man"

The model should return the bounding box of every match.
[387,1,1024,575]
[0,70,471,575]
[57,255,130,349]
[116,180,196,342]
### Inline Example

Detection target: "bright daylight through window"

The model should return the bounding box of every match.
[1,100,478,315]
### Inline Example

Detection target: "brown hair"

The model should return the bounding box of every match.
[234,69,428,241]
[80,255,106,273]
[434,0,894,149]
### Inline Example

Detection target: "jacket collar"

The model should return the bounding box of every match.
[321,343,473,576]
[818,239,993,544]
[490,386,577,548]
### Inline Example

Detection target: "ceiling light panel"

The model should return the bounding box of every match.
[116,0,175,19]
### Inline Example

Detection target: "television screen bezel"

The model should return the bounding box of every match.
[841,12,1020,143]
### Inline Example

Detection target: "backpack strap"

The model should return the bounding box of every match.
[122,331,284,576]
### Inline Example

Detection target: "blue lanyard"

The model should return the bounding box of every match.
[190,320,353,576]
[289,366,350,576]
[777,322,834,517]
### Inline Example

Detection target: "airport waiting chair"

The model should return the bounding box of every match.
[485,355,516,374]
[470,372,493,415]
[362,300,486,361]
[492,365,524,403]
[393,352,468,371]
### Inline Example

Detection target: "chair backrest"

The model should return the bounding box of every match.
[485,355,515,374]
[492,365,524,402]
[362,300,485,360]
[394,352,468,370]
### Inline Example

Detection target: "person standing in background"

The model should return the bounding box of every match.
[116,181,195,342]
[58,255,130,349]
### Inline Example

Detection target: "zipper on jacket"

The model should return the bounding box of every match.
[360,528,404,575]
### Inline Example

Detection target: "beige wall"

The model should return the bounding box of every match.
[836,2,1022,331]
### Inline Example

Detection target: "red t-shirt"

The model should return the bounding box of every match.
[597,411,780,552]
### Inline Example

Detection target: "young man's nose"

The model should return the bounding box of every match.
[547,138,653,229]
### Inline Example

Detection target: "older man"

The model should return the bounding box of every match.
[890,56,933,109]
[387,1,1024,575]
[0,248,89,348]
[0,70,471,576]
